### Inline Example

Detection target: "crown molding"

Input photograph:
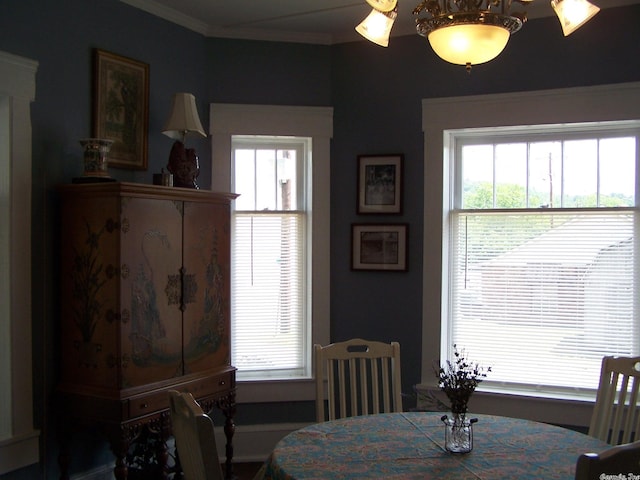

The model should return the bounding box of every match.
[120,0,210,35]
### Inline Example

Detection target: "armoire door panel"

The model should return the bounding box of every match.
[182,201,232,373]
[119,196,184,387]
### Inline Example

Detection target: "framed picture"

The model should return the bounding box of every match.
[352,224,408,271]
[357,154,403,214]
[93,49,149,170]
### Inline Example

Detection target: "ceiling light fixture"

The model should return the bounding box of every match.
[356,0,601,72]
[356,7,398,46]
[551,0,600,36]
[364,0,398,12]
[415,0,528,72]
[355,0,399,46]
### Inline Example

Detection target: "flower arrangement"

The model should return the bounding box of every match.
[436,344,491,418]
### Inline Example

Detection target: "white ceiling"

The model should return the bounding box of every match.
[121,0,640,45]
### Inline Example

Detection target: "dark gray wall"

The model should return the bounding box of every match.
[329,4,640,405]
[0,0,639,478]
[0,2,212,478]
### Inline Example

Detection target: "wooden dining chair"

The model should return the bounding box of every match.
[168,389,224,480]
[575,440,640,480]
[588,355,640,445]
[314,338,402,422]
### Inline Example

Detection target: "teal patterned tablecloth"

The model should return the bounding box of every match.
[262,412,610,480]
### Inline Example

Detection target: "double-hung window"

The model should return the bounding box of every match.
[447,125,639,396]
[231,137,309,380]
[421,84,640,412]
[210,103,332,401]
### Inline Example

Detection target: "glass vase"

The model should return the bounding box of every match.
[441,414,476,453]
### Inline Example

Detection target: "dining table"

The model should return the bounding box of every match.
[261,411,611,479]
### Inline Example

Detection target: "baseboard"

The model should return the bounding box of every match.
[71,464,114,480]
[215,422,311,463]
[70,422,309,478]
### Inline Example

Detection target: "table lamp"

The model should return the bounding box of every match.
[162,92,206,189]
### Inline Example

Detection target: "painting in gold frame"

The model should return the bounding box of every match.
[93,49,149,170]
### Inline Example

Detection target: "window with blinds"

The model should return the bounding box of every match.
[447,126,639,397]
[231,137,310,380]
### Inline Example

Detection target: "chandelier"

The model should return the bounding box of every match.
[356,0,601,71]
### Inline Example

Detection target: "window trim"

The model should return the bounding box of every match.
[0,50,39,474]
[231,137,310,380]
[421,82,640,427]
[210,104,332,403]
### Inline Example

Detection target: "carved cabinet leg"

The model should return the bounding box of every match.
[58,450,71,480]
[58,433,71,480]
[218,392,237,480]
[155,414,171,480]
[109,429,130,480]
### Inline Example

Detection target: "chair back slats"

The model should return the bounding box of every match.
[589,356,640,445]
[315,338,402,422]
[363,357,373,414]
[617,376,640,444]
[350,358,360,415]
[327,357,336,420]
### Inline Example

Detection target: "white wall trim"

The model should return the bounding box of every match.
[70,422,309,479]
[70,464,115,480]
[209,104,333,403]
[0,50,40,475]
[415,384,595,427]
[215,422,310,463]
[120,0,334,44]
[421,81,640,427]
[120,0,210,36]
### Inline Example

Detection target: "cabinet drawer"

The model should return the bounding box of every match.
[186,371,235,399]
[128,390,169,417]
[126,370,235,418]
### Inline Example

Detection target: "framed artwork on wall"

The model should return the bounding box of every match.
[357,154,403,214]
[351,223,408,271]
[93,49,149,170]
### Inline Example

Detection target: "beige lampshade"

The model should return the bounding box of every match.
[551,0,600,36]
[356,7,397,47]
[162,92,206,141]
[428,23,511,66]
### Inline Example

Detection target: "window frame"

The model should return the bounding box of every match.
[210,104,332,403]
[0,50,39,474]
[454,126,639,210]
[420,82,640,427]
[231,136,311,381]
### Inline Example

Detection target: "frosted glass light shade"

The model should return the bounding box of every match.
[365,0,397,13]
[162,92,206,140]
[551,0,600,36]
[356,8,397,47]
[428,24,511,66]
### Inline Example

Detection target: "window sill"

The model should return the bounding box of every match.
[414,383,594,428]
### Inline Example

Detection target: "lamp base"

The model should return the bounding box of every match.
[167,140,200,189]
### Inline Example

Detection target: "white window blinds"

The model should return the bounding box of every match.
[231,139,310,380]
[447,126,640,398]
[233,212,306,377]
[450,209,637,393]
